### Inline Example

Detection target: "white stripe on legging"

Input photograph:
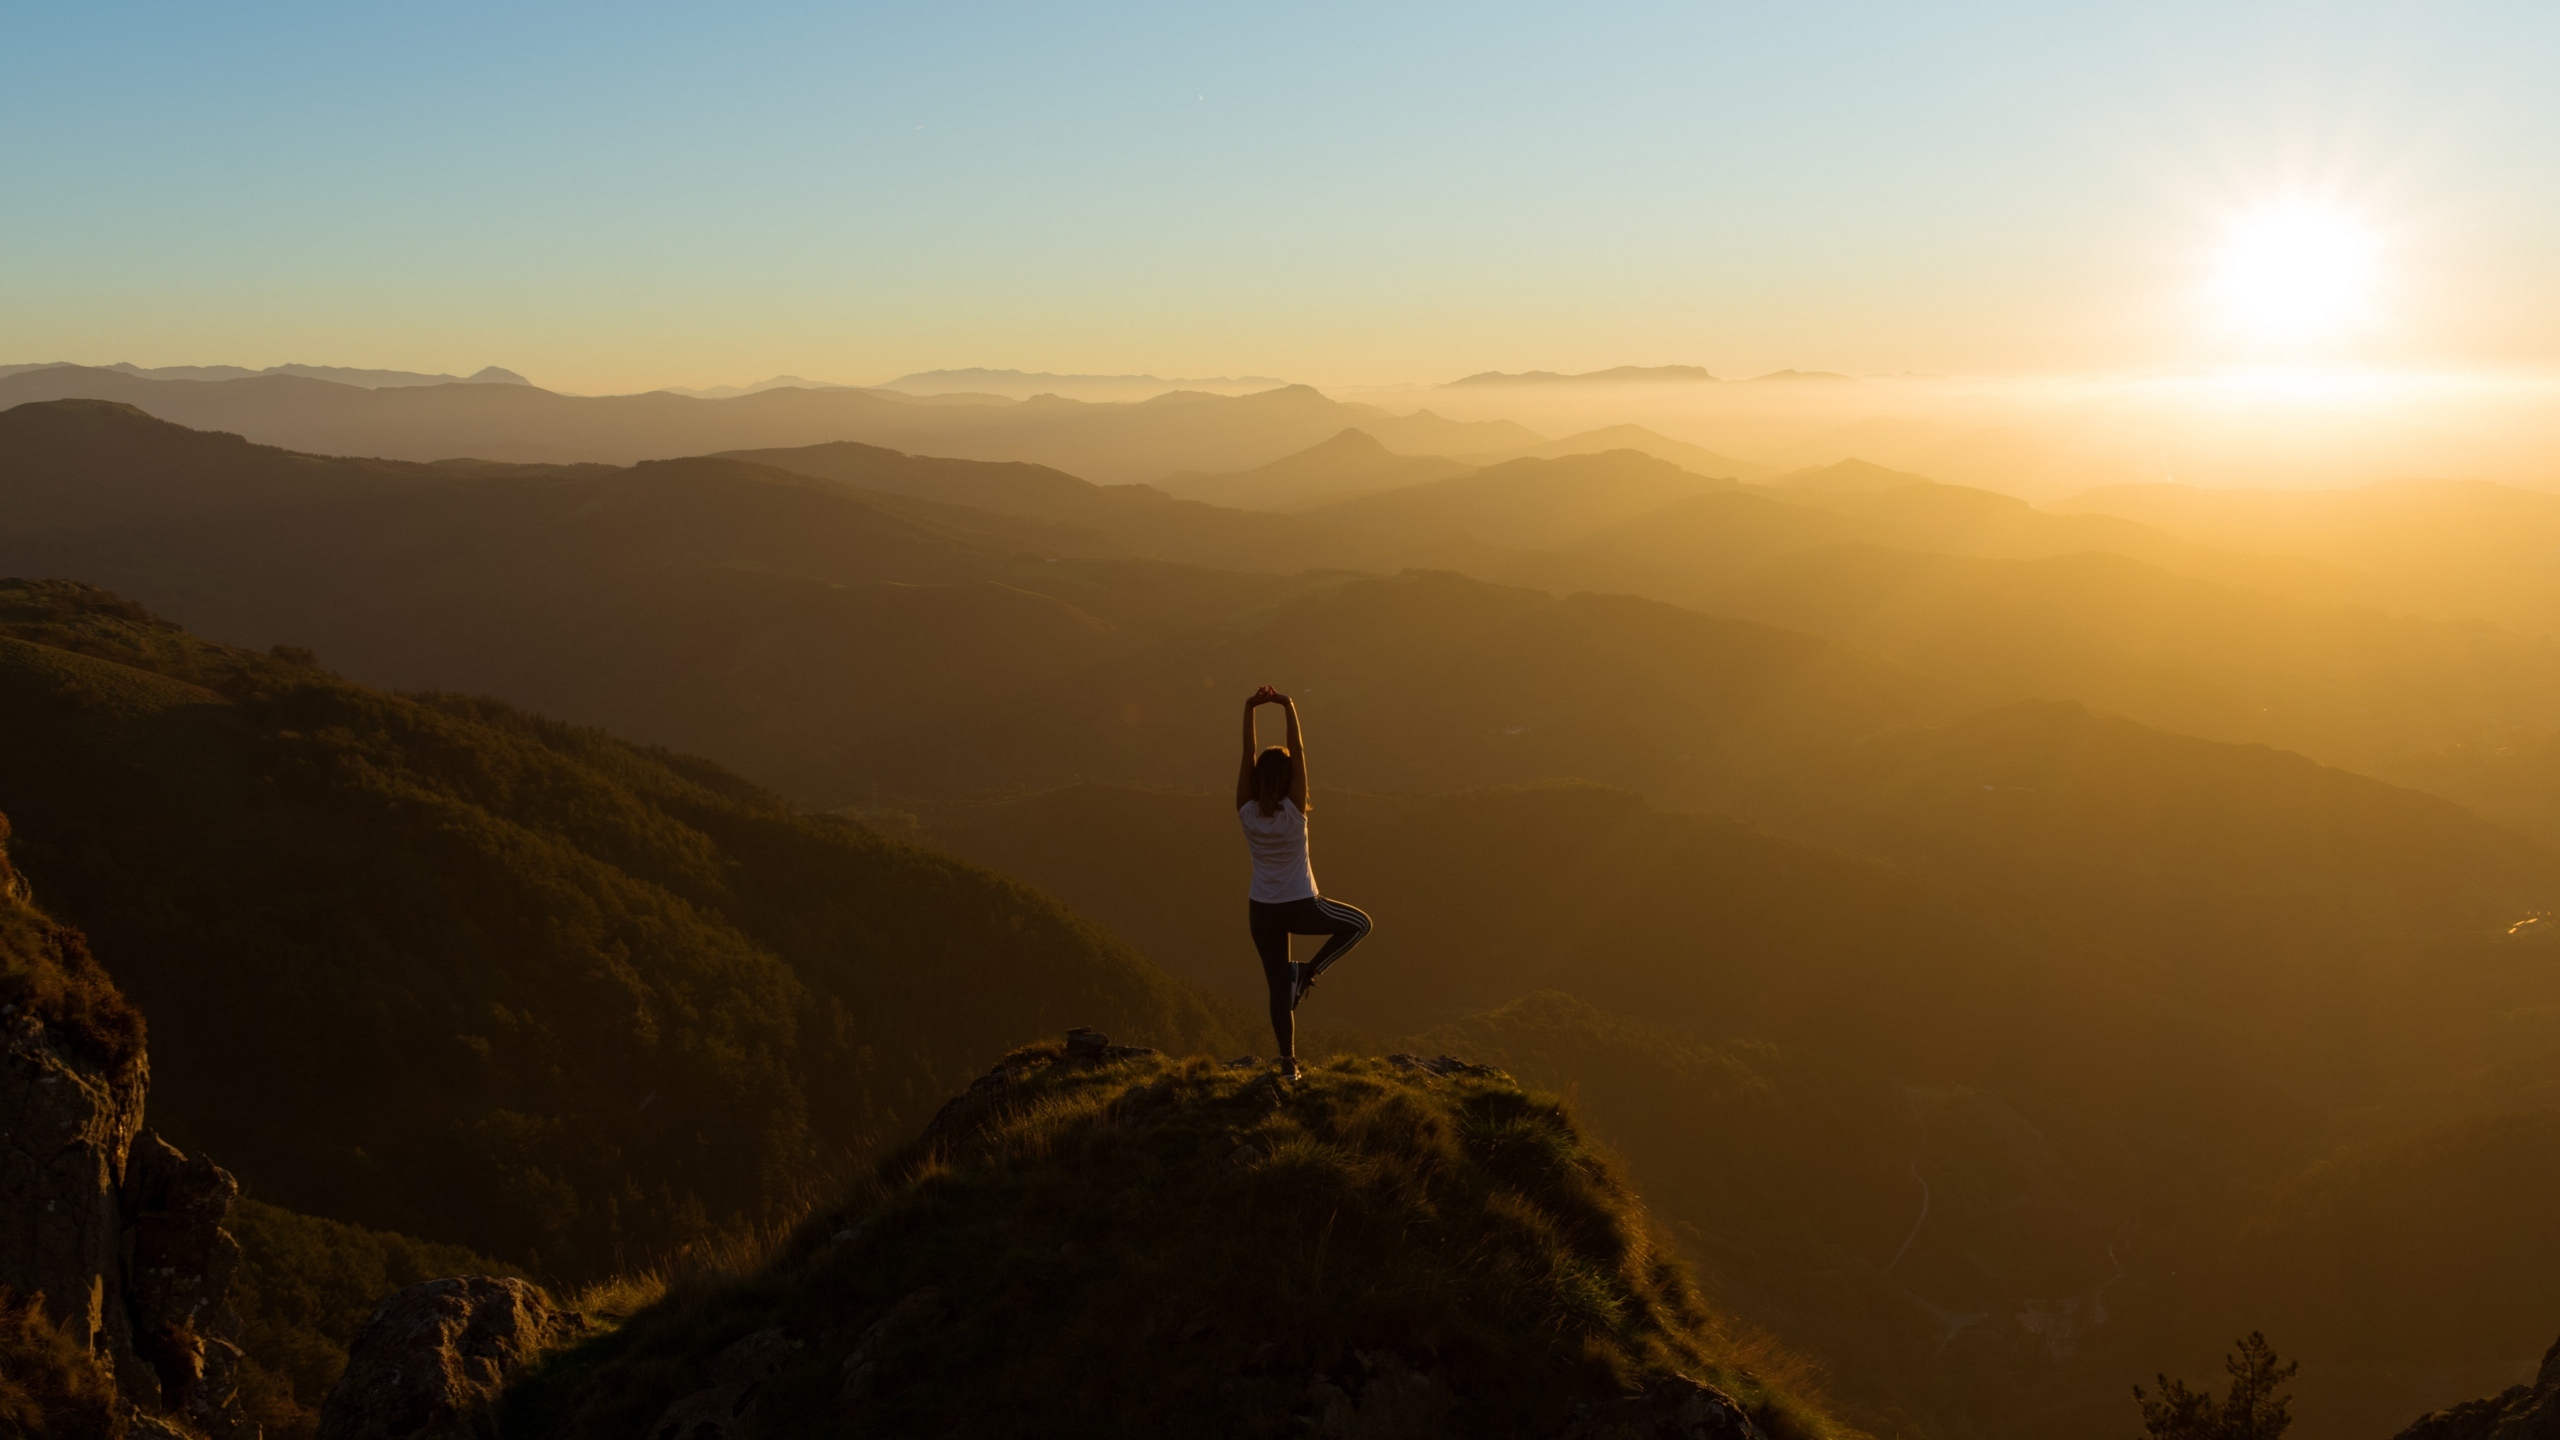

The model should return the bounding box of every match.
[1310,898,1370,973]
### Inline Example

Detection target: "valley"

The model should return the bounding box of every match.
[4,382,2558,1438]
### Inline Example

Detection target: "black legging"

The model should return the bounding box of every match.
[1248,896,1373,1056]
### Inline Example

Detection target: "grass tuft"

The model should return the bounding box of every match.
[0,1287,122,1440]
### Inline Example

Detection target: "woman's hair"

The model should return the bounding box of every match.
[1252,746,1294,816]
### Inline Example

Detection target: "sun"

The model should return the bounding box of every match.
[2208,205,2381,347]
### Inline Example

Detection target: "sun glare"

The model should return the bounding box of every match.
[2208,205,2381,348]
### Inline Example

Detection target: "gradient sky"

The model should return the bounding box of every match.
[5,1,2555,392]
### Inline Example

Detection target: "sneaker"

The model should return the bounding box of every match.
[1289,962,1314,1009]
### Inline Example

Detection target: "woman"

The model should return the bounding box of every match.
[1236,686,1372,1081]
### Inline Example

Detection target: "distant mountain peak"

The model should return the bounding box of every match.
[890,367,1286,387]
[1304,426,1394,457]
[651,375,863,399]
[1770,457,1933,492]
[1443,364,1716,387]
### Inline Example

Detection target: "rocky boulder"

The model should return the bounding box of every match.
[2394,1333,2560,1440]
[315,1276,584,1440]
[121,1133,248,1431]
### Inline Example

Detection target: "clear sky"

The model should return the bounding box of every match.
[4,1,2555,393]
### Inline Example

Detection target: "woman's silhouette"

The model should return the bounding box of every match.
[1236,686,1372,1081]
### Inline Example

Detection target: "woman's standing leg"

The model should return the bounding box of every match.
[1249,903,1295,1063]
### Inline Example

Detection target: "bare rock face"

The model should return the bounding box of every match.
[0,1008,148,1373]
[316,1276,583,1440]
[2395,1333,2560,1440]
[0,1005,254,1436]
[122,1132,249,1434]
[0,825,250,1436]
[1555,1375,1769,1440]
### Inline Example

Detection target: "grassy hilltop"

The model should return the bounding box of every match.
[506,1043,1856,1440]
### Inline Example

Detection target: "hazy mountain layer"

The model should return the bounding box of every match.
[1767,458,1935,493]
[0,403,1938,811]
[1445,364,1719,386]
[0,361,526,388]
[1155,426,1474,509]
[1298,449,1738,548]
[2059,479,2560,637]
[1159,425,1773,510]
[19,400,2560,845]
[879,367,1293,401]
[1464,423,1775,482]
[0,367,1527,480]
[1713,544,2560,777]
[713,436,1422,576]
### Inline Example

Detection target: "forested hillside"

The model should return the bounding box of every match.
[0,581,1233,1271]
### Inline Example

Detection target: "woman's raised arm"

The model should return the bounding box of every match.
[1281,697,1310,810]
[1236,694,1261,808]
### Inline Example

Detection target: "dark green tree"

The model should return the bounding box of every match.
[2136,1332,2297,1440]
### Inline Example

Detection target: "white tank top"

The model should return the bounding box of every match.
[1239,799,1318,904]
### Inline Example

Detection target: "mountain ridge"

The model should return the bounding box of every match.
[0,361,527,388]
[1445,365,1718,386]
[0,369,1530,479]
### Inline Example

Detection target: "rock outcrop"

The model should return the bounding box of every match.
[2395,1334,2560,1440]
[0,817,251,1437]
[121,1134,249,1428]
[0,1005,147,1378]
[315,1276,584,1440]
